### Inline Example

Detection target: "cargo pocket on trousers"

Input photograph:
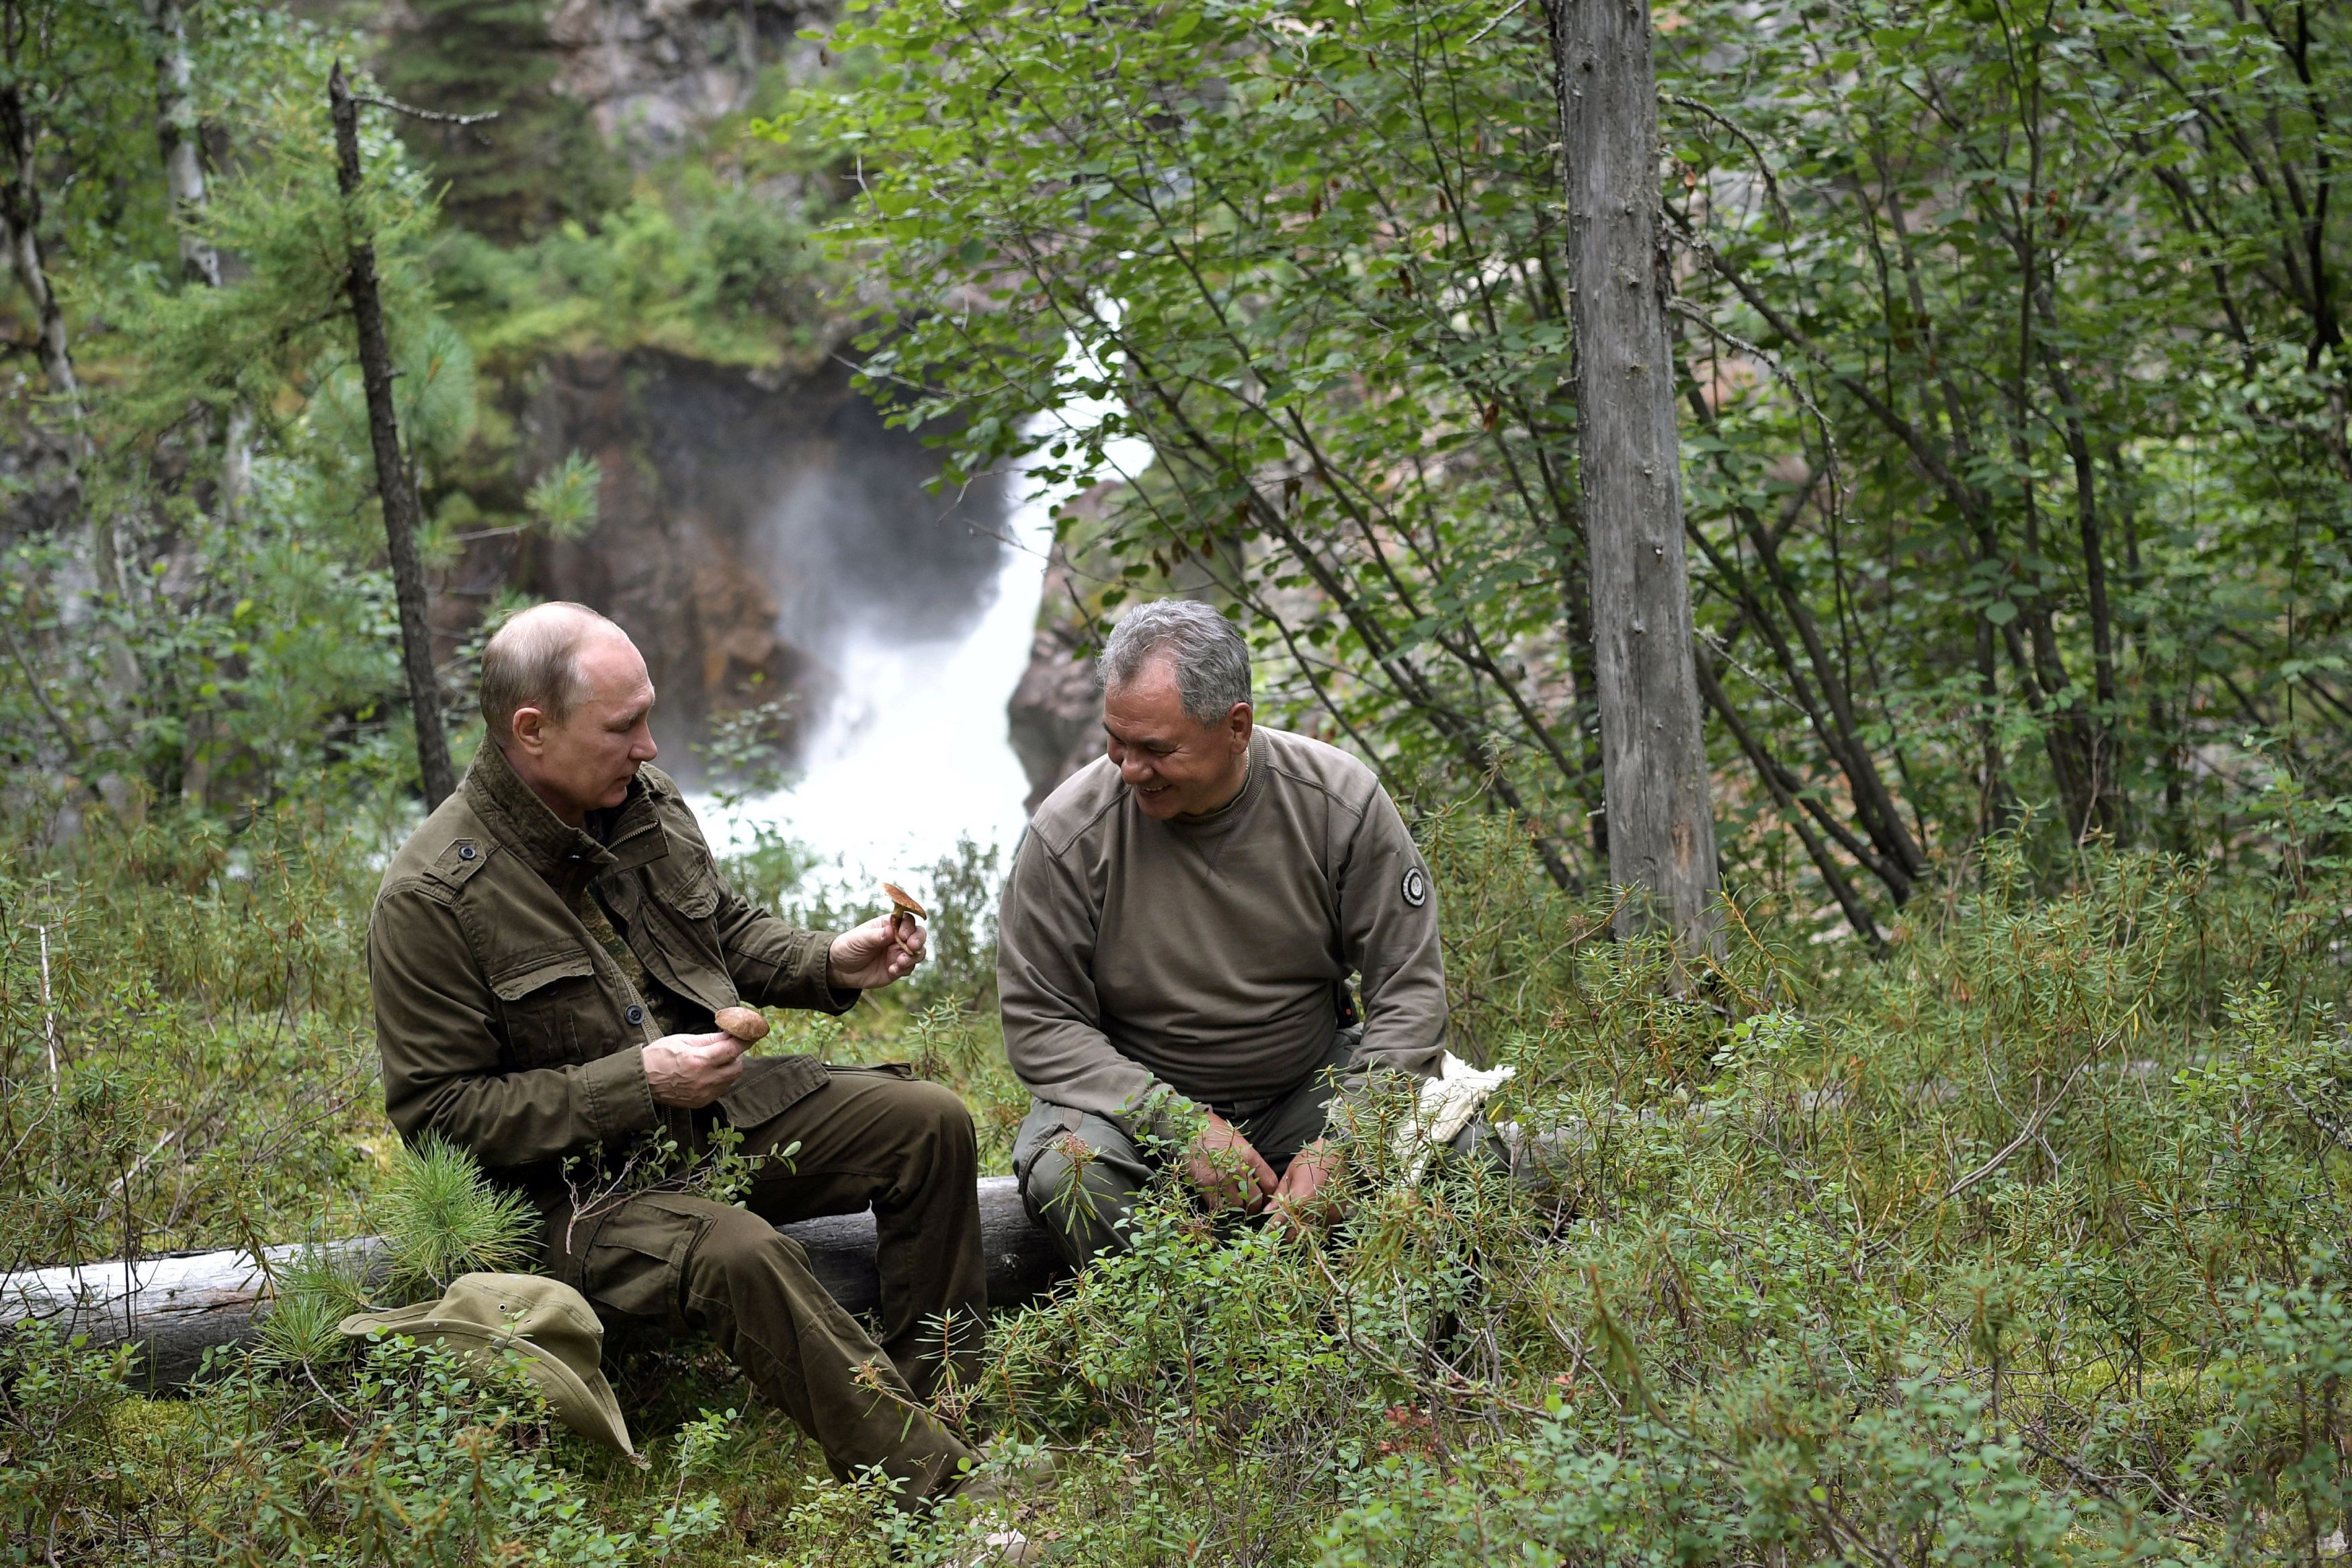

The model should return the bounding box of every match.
[579,1192,711,1333]
[1010,1098,1085,1188]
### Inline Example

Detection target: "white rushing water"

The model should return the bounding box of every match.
[689,506,1048,892]
[692,392,1149,899]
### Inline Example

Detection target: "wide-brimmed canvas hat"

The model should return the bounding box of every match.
[339,1272,634,1456]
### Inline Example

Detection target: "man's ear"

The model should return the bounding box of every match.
[509,705,548,754]
[1226,701,1254,751]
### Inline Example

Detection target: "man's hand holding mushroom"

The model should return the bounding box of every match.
[644,1029,752,1108]
[827,889,928,990]
[644,1005,771,1107]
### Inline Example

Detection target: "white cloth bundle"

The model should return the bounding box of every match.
[1395,1051,1515,1182]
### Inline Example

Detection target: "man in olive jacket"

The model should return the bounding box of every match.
[369,602,981,1503]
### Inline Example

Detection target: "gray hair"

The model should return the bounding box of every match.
[479,601,624,745]
[1099,598,1251,725]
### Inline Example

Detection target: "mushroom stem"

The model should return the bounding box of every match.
[881,881,929,951]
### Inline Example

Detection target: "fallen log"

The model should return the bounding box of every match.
[5,1120,1609,1391]
[0,1237,382,1390]
[1,1175,1065,1391]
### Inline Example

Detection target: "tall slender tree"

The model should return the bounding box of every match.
[1544,0,1721,963]
[329,63,456,809]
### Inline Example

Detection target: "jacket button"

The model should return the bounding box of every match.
[625,1004,644,1025]
[457,844,476,861]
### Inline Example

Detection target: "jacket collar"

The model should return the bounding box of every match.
[463,742,669,884]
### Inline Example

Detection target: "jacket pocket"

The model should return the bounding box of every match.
[489,949,599,1068]
[648,851,722,921]
[636,859,734,1011]
[715,1053,829,1129]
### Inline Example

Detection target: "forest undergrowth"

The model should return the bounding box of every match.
[2,797,2349,1565]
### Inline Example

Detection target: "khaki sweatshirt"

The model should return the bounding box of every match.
[997,725,1447,1137]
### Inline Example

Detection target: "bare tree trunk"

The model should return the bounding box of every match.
[1545,0,1721,965]
[330,64,456,810]
[144,0,251,523]
[146,0,216,290]
[0,42,82,460]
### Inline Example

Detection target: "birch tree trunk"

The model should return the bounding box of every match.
[1545,0,1722,966]
[0,81,75,412]
[147,0,216,290]
[329,64,458,810]
[144,0,252,520]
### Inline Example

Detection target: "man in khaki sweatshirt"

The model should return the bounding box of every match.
[997,598,1478,1265]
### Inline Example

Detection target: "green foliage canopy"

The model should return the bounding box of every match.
[801,0,2352,937]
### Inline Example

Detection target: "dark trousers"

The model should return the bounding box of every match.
[1011,1033,1497,1268]
[552,1066,984,1501]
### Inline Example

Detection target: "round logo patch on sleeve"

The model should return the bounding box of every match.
[1401,865,1428,908]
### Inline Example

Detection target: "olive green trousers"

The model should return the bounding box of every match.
[550,1065,984,1503]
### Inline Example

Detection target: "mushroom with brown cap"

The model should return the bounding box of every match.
[713,1006,769,1043]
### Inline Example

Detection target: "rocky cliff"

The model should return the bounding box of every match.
[1005,543,1101,812]
[444,349,1007,783]
[393,0,1017,785]
[546,0,815,154]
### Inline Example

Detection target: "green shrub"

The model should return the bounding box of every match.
[371,1135,540,1299]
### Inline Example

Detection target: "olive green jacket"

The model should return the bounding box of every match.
[367,742,853,1196]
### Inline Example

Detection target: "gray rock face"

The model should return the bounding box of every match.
[547,0,819,157]
[1005,549,1102,813]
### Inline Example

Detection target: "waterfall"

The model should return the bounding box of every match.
[691,344,1149,900]
[690,500,1048,889]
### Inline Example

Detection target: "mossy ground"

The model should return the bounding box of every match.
[4,799,2349,1564]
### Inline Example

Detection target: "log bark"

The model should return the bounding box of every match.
[1,1177,1068,1391]
[1544,0,1722,964]
[329,63,458,810]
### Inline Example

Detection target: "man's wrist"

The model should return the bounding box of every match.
[1118,1082,1201,1150]
[800,928,854,1005]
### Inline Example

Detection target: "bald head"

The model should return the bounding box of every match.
[479,602,629,748]
[480,603,659,825]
